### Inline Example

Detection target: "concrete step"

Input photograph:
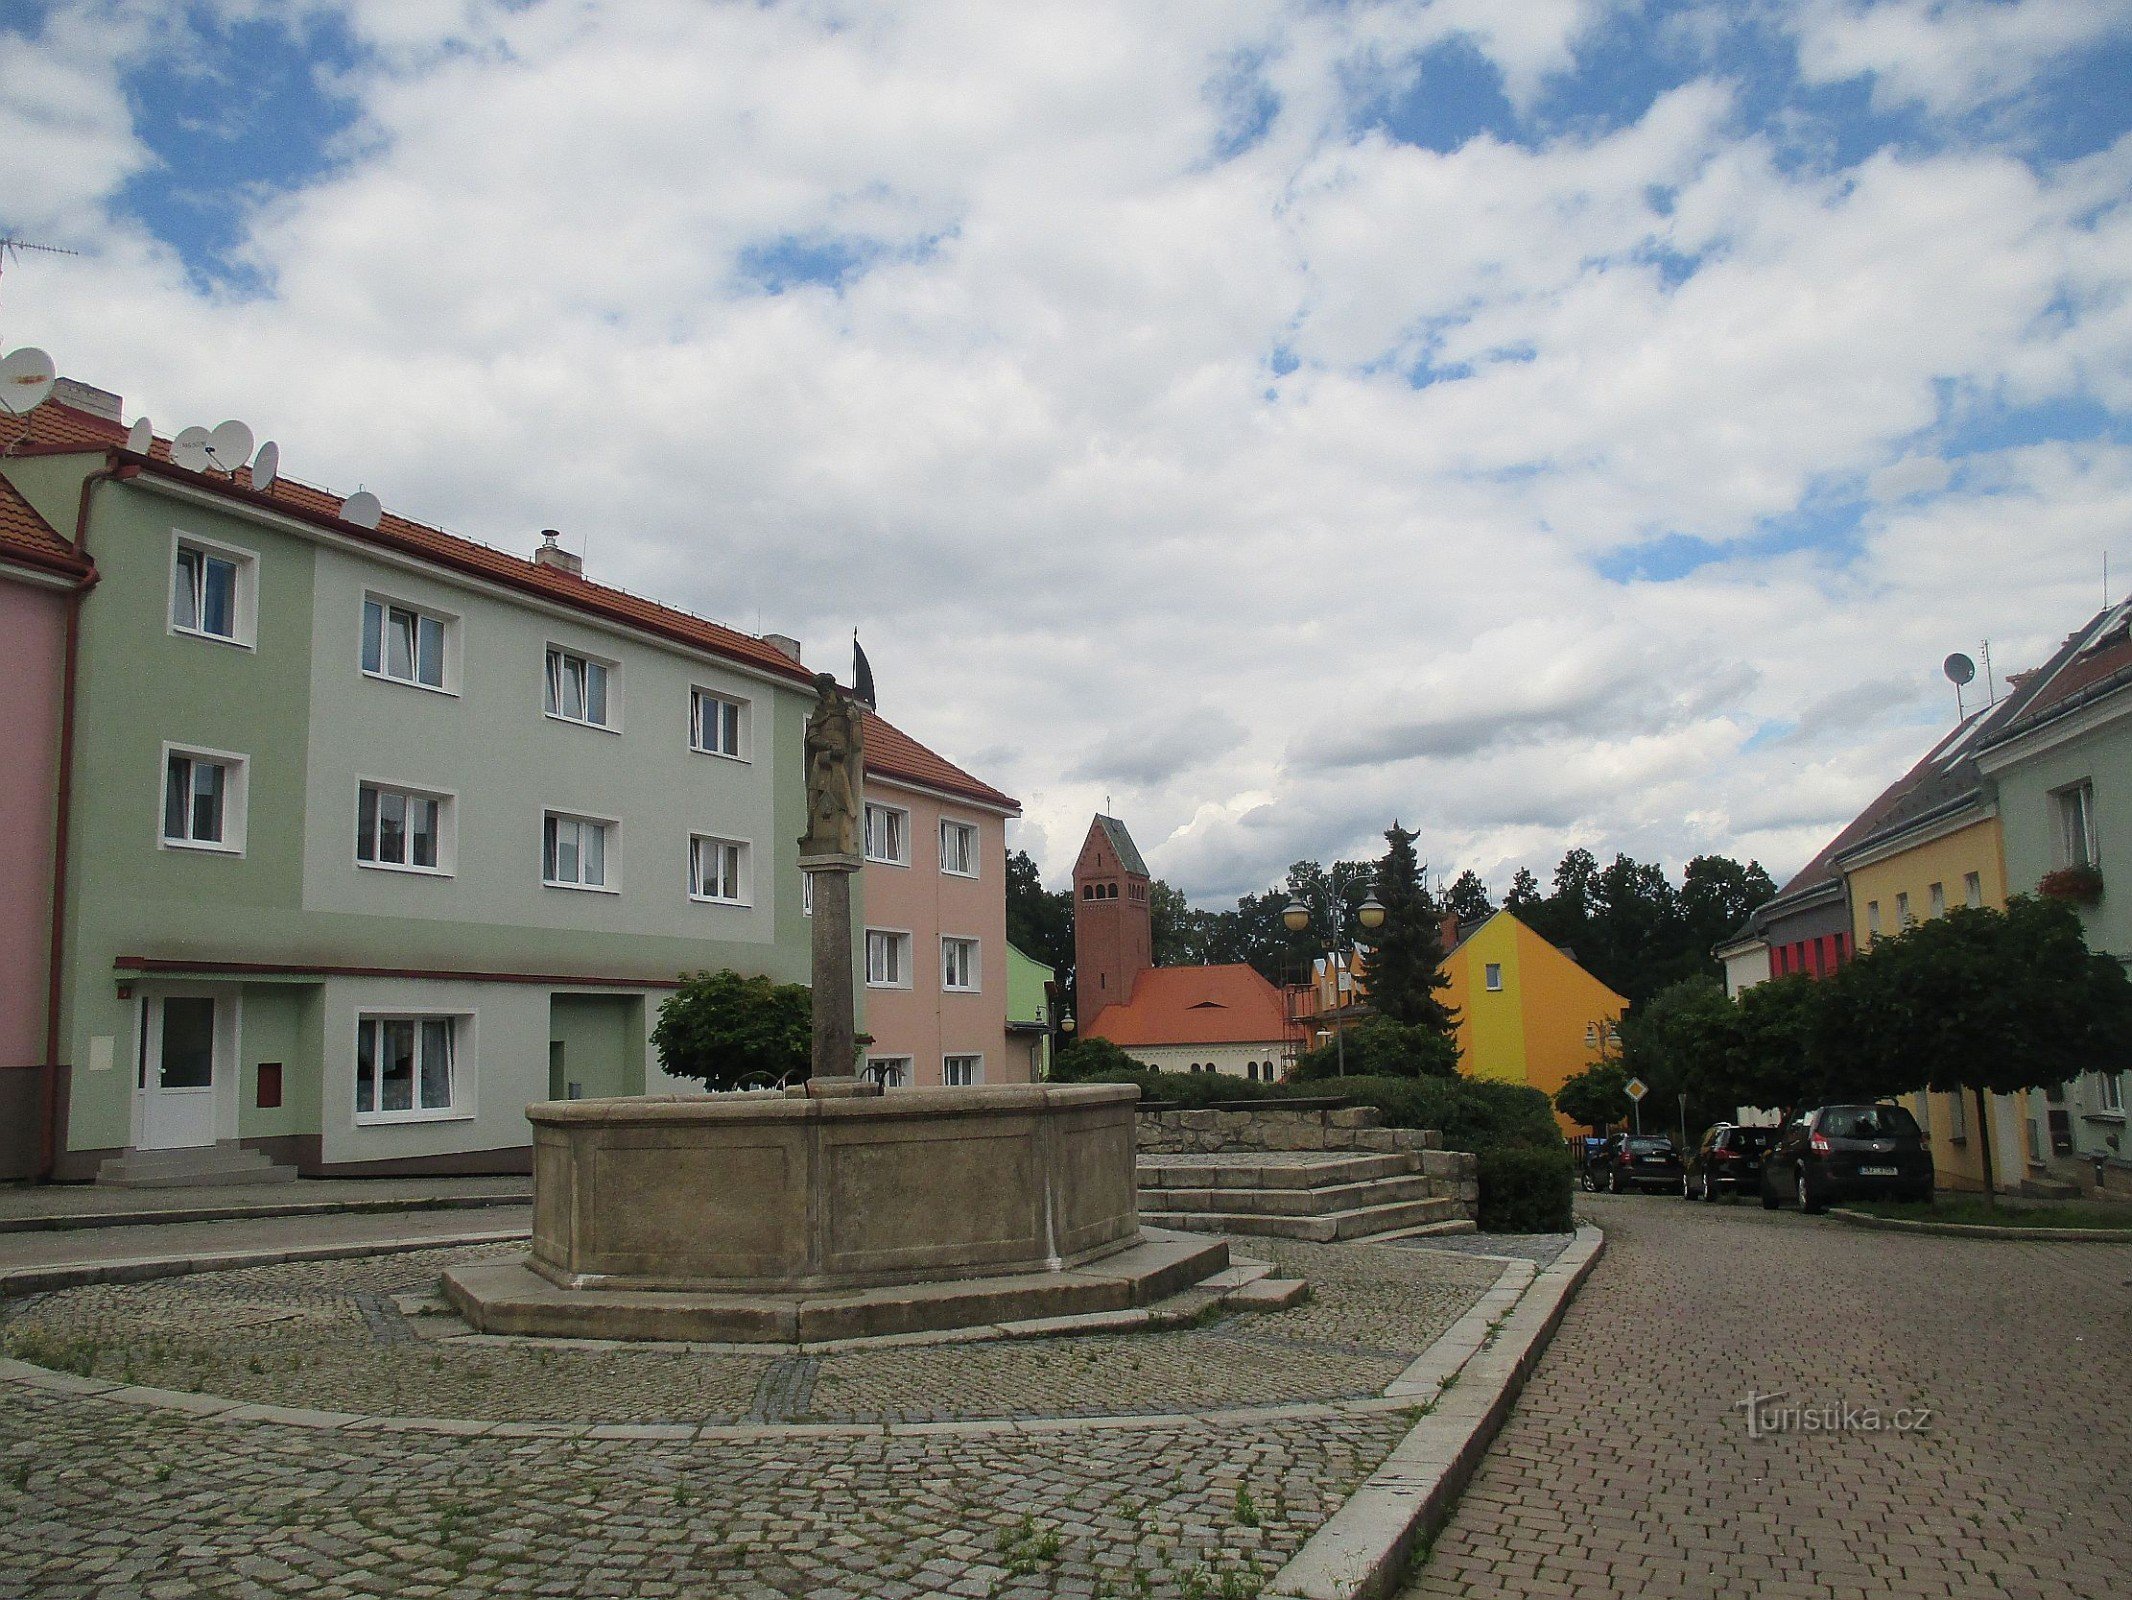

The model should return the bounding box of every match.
[1137,1153,1419,1191]
[1141,1194,1463,1244]
[1139,1173,1441,1217]
[96,1142,299,1189]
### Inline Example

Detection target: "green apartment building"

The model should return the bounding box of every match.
[2,390,827,1180]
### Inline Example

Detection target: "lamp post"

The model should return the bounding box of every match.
[1054,1008,1074,1081]
[1283,889,1386,1077]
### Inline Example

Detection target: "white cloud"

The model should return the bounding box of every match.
[1792,0,2132,117]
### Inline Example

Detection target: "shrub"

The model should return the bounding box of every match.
[652,970,812,1091]
[1333,1074,1561,1152]
[1049,1037,1154,1082]
[1291,1018,1458,1081]
[1474,1144,1574,1233]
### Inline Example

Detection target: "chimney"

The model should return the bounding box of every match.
[52,378,122,421]
[763,634,803,663]
[1440,912,1460,951]
[532,529,582,577]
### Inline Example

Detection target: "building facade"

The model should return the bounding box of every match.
[1005,943,1055,1082]
[1085,964,1295,1080]
[857,714,1022,1089]
[1072,814,1153,1019]
[1441,910,1627,1135]
[1,388,855,1180]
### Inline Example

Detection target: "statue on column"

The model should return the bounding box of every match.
[801,672,864,862]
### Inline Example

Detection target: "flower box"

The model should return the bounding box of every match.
[2038,865,2104,905]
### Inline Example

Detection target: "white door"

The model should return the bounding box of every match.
[140,994,219,1149]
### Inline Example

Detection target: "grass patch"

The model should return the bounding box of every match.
[1849,1197,2132,1230]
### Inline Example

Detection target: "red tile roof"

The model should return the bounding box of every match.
[0,397,117,579]
[1088,964,1293,1047]
[863,708,1019,813]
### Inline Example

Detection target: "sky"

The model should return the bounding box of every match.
[5,0,2132,906]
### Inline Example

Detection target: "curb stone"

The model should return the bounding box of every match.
[0,1228,529,1296]
[1826,1207,2132,1243]
[1266,1223,1605,1600]
[0,1193,532,1235]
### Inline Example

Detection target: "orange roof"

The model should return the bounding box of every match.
[1088,964,1292,1047]
[0,396,116,579]
[863,708,1019,813]
[3,396,813,686]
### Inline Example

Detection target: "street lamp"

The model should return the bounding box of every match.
[1284,890,1386,1077]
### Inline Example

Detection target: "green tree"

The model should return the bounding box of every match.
[1006,849,1073,978]
[1554,1061,1632,1132]
[1619,975,1736,1137]
[1292,1017,1459,1081]
[1050,1036,1153,1082]
[1503,866,1543,916]
[1149,879,1213,967]
[1442,869,1494,926]
[652,970,812,1091]
[1366,824,1459,1034]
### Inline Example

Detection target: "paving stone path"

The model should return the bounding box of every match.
[1402,1192,2132,1600]
[0,1235,1506,1597]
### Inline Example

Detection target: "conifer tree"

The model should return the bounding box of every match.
[1367,823,1459,1037]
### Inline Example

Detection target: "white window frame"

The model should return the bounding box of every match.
[355,778,454,876]
[864,802,910,866]
[2097,1070,2125,1115]
[167,530,257,649]
[1896,891,1913,928]
[1928,882,1946,920]
[943,1054,982,1087]
[942,937,981,993]
[939,818,979,878]
[158,742,249,855]
[802,872,814,917]
[866,928,912,989]
[1484,962,1503,992]
[690,687,749,761]
[865,1055,912,1089]
[1867,901,1882,939]
[354,1010,473,1126]
[1964,872,1983,909]
[543,809,619,892]
[361,593,456,695]
[688,834,751,905]
[2054,782,2097,869]
[544,644,620,732]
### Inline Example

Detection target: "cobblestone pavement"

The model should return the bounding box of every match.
[0,1235,1507,1597]
[1402,1193,2132,1600]
[0,1175,530,1226]
[1389,1232,1576,1268]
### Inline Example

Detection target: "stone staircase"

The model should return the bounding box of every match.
[96,1141,299,1189]
[1137,1150,1474,1243]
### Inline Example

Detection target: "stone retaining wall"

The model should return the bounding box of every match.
[1136,1103,1443,1156]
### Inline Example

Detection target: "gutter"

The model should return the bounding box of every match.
[41,457,132,1180]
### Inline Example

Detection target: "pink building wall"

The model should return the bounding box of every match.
[0,577,67,1116]
[860,780,1018,1086]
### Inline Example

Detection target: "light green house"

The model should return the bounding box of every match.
[1975,604,2132,1186]
[3,400,827,1180]
[1006,943,1056,1081]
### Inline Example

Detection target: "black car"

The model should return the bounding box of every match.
[1681,1123,1773,1201]
[1576,1136,1614,1192]
[1600,1134,1684,1193]
[1761,1103,1934,1213]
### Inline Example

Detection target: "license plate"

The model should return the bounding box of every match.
[1859,1166,1898,1176]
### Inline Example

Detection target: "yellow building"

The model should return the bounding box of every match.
[1441,911,1628,1135]
[1833,713,2028,1193]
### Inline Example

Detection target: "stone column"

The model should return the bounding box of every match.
[796,673,875,1097]
[802,860,861,1083]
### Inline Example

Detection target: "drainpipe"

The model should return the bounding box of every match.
[39,456,131,1181]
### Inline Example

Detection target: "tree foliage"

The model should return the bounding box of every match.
[1553,1061,1632,1131]
[1292,1017,1459,1081]
[1442,869,1494,925]
[1365,824,1458,1034]
[652,970,812,1091]
[1049,1036,1155,1081]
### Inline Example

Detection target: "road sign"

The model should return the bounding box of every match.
[1624,1077,1648,1102]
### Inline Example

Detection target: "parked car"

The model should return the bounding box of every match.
[1681,1123,1774,1201]
[1599,1134,1684,1193]
[1761,1103,1934,1213]
[1577,1136,1614,1192]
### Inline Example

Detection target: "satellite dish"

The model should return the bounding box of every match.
[204,419,253,472]
[0,347,56,416]
[341,490,382,529]
[124,417,152,454]
[171,426,212,473]
[251,440,279,491]
[1943,653,1976,688]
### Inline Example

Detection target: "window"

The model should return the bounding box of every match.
[942,937,980,992]
[865,1056,910,1088]
[802,872,813,916]
[161,745,246,853]
[864,803,909,865]
[1896,892,1912,928]
[2099,1071,2125,1114]
[362,597,449,690]
[1964,872,1983,909]
[545,646,615,729]
[356,1014,461,1121]
[357,782,447,873]
[1947,1092,1967,1140]
[1928,882,1946,919]
[866,929,911,987]
[1867,901,1882,939]
[2055,782,2096,868]
[940,819,978,877]
[691,689,746,758]
[170,537,253,646]
[943,1054,982,1087]
[1484,962,1503,992]
[689,835,748,904]
[543,811,613,890]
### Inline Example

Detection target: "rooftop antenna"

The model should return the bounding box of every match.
[1980,640,1996,705]
[0,237,80,329]
[1944,652,1975,721]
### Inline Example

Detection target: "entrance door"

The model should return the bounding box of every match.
[140,995,219,1150]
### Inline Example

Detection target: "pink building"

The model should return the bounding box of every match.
[857,712,1022,1087]
[0,460,92,1179]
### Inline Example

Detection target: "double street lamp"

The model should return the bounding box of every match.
[1283,890,1386,1077]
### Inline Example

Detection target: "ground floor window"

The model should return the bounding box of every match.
[357,1014,461,1120]
[943,1054,981,1087]
[865,1056,911,1088]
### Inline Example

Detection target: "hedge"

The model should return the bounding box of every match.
[1474,1144,1575,1233]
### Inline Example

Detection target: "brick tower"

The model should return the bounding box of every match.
[1073,814,1153,1021]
